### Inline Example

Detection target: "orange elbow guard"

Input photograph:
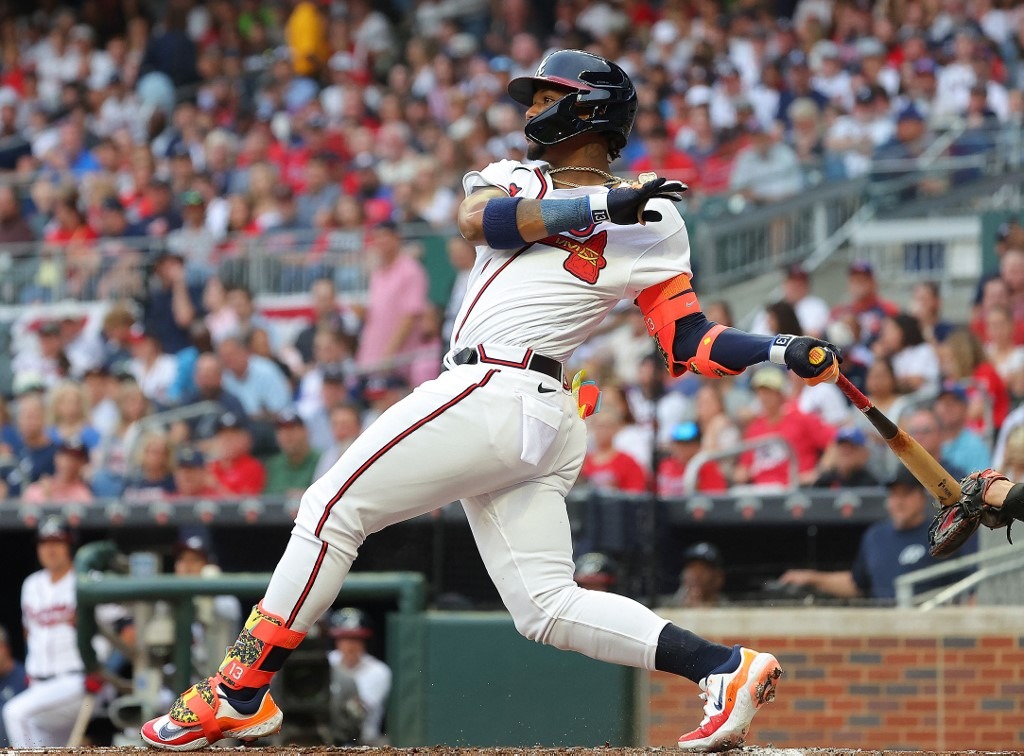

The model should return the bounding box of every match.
[635,273,743,378]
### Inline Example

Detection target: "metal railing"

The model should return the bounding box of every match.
[682,434,800,493]
[894,540,1024,609]
[689,176,867,291]
[0,221,451,303]
[692,120,1024,292]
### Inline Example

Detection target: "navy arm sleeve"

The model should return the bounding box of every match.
[671,312,775,372]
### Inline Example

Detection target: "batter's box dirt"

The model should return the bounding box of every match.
[10,748,1016,755]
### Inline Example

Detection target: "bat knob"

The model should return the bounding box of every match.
[809,346,826,366]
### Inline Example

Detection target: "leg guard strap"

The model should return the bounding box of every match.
[168,677,223,743]
[185,681,225,744]
[217,603,306,691]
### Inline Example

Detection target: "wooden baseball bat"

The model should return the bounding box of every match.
[835,374,961,506]
[66,692,95,747]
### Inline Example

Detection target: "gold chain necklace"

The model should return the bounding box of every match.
[547,165,625,188]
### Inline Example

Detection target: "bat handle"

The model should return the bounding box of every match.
[836,373,872,412]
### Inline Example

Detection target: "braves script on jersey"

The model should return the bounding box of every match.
[450,159,693,363]
[21,569,82,679]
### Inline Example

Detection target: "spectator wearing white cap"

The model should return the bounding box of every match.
[934,30,980,120]
[810,40,853,111]
[708,60,746,131]
[729,124,803,204]
[825,85,895,178]
[855,37,901,97]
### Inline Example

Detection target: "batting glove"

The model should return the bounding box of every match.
[590,177,688,225]
[769,335,842,386]
[84,670,105,694]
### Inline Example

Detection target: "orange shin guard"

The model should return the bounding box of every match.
[217,603,306,691]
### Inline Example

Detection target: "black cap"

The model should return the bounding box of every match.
[37,516,73,543]
[83,363,110,377]
[173,534,210,560]
[38,320,61,337]
[364,374,409,399]
[175,446,205,468]
[181,190,204,207]
[214,411,245,432]
[886,465,924,491]
[57,437,89,460]
[855,86,875,105]
[101,196,125,212]
[275,408,304,428]
[787,50,809,69]
[322,363,347,383]
[682,542,723,569]
[328,607,372,639]
[573,552,618,586]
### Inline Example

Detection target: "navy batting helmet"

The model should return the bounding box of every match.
[508,50,638,159]
[37,516,74,544]
[574,552,618,588]
[328,607,372,639]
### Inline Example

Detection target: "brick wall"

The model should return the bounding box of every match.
[645,608,1024,750]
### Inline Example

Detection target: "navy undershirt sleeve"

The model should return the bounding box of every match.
[671,312,774,372]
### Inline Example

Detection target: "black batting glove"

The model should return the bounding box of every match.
[591,178,688,225]
[769,335,842,386]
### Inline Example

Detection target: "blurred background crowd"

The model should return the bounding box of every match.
[0,0,1021,504]
[0,0,1021,747]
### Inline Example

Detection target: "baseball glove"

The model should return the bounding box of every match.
[928,469,1015,558]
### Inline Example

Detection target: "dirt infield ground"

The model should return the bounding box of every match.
[18,748,1016,755]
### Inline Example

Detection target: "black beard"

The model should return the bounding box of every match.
[526,141,546,160]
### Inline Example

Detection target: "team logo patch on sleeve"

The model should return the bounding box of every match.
[540,231,608,284]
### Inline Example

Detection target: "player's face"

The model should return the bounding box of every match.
[525,86,575,160]
[336,637,365,667]
[37,539,72,572]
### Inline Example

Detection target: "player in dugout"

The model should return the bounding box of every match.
[141,50,841,752]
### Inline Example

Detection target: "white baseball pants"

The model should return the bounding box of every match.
[262,355,669,669]
[3,672,85,747]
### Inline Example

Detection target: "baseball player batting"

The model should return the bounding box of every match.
[142,50,841,752]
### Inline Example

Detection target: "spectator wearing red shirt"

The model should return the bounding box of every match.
[734,367,836,488]
[657,421,728,497]
[207,412,265,495]
[630,125,700,190]
[580,411,647,494]
[829,261,900,346]
[938,327,1009,433]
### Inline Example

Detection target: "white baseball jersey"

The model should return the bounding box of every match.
[449,159,692,363]
[261,157,689,689]
[21,569,83,679]
[328,649,392,743]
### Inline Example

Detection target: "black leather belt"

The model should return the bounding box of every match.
[452,346,564,383]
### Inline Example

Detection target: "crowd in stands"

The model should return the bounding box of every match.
[0,0,1022,503]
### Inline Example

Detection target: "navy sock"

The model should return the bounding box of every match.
[654,624,736,683]
[672,312,773,372]
[218,683,269,711]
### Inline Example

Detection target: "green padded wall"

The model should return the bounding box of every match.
[388,612,637,747]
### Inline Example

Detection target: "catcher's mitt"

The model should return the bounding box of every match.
[928,469,1015,558]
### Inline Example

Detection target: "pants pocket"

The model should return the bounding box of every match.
[517,390,563,466]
